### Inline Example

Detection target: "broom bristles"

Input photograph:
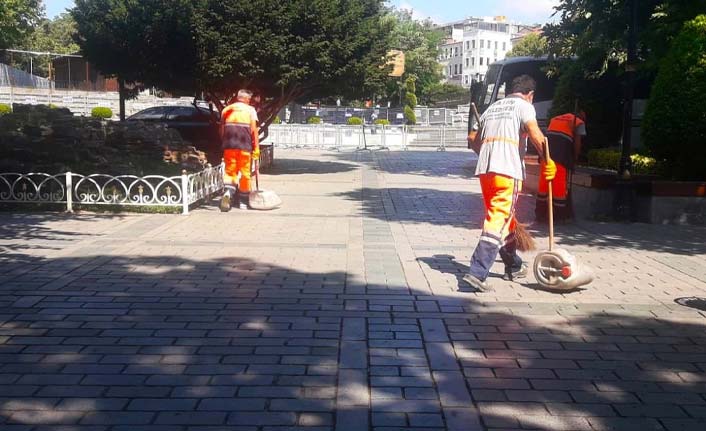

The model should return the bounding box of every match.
[514,222,536,252]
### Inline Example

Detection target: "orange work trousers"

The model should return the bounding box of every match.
[480,173,522,243]
[469,173,522,281]
[536,161,571,221]
[223,149,252,193]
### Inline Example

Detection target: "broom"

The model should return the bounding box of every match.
[471,103,536,252]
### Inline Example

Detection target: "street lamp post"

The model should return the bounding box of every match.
[614,0,639,221]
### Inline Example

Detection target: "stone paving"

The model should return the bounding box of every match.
[1,149,706,431]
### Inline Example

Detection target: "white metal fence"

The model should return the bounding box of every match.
[0,163,224,214]
[265,124,469,151]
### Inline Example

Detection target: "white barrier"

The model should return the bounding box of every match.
[265,125,469,151]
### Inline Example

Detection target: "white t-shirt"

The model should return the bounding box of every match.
[474,95,537,181]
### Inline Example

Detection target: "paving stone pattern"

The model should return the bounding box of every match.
[1,149,706,430]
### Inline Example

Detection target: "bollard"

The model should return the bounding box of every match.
[181,170,189,215]
[65,171,73,213]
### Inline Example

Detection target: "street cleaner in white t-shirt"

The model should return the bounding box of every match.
[465,74,556,292]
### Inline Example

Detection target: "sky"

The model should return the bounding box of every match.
[46,0,559,25]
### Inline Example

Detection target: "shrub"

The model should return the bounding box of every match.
[48,104,59,109]
[643,15,706,180]
[91,107,113,119]
[307,116,322,124]
[586,148,661,176]
[404,106,416,125]
[272,115,282,124]
[374,119,390,126]
[0,103,11,116]
[346,116,363,125]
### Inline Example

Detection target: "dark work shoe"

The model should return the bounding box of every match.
[502,263,528,281]
[462,273,491,292]
[219,193,231,212]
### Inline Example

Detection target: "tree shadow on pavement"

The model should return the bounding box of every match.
[266,158,358,175]
[525,221,706,256]
[1,251,705,430]
[335,150,477,179]
[0,213,124,253]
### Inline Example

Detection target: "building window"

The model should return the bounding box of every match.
[471,57,475,66]
[495,41,498,49]
[466,58,469,67]
[454,64,458,75]
[487,57,490,66]
[472,40,476,49]
[503,42,507,51]
[464,75,469,84]
[480,40,484,49]
[459,65,463,74]
[479,57,483,66]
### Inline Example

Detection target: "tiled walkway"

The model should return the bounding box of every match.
[1,149,705,430]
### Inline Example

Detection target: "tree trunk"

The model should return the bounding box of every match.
[118,78,126,121]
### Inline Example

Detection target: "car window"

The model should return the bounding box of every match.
[129,107,168,120]
[167,106,201,121]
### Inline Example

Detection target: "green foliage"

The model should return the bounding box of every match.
[403,76,417,124]
[403,106,416,125]
[550,60,624,150]
[643,15,706,180]
[47,104,58,109]
[381,9,444,106]
[272,116,282,124]
[374,119,390,125]
[404,92,417,108]
[544,0,706,76]
[507,33,548,58]
[0,0,42,50]
[91,107,113,119]
[0,104,11,116]
[307,116,322,124]
[586,148,661,175]
[425,83,468,106]
[73,0,392,131]
[347,116,363,125]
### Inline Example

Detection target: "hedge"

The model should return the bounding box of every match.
[91,107,113,119]
[307,116,322,124]
[374,119,390,125]
[346,116,363,125]
[643,15,706,180]
[586,148,661,176]
[0,103,11,115]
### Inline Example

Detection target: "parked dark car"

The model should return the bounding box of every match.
[127,105,220,150]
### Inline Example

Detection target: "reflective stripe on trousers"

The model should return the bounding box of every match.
[469,173,522,281]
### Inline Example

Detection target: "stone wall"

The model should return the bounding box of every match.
[0,104,207,175]
[0,87,194,119]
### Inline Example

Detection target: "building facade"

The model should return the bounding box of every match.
[438,16,531,88]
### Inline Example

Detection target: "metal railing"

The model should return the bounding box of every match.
[0,163,224,215]
[265,124,469,151]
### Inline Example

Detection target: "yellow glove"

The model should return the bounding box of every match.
[252,147,260,160]
[542,158,557,181]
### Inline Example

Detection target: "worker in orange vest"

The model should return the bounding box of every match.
[535,111,586,223]
[220,89,260,211]
[465,75,556,291]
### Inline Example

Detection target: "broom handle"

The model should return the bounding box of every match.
[544,137,554,251]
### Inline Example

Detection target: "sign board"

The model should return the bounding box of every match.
[63,96,74,104]
[396,113,404,119]
[386,50,405,77]
[25,96,37,104]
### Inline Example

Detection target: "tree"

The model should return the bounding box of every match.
[403,76,417,124]
[73,0,391,129]
[506,33,548,58]
[642,15,706,180]
[0,0,42,50]
[544,0,706,76]
[424,82,468,106]
[381,9,444,106]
